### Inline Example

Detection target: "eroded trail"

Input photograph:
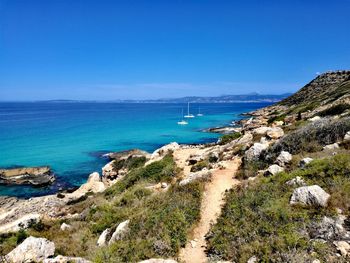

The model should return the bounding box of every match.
[179,157,241,263]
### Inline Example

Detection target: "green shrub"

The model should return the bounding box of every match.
[318,103,350,117]
[219,132,241,145]
[190,160,210,172]
[269,117,350,155]
[95,182,203,262]
[207,153,350,262]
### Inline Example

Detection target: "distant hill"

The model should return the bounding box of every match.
[279,70,350,108]
[129,93,292,103]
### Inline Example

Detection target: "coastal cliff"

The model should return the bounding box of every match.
[1,71,350,263]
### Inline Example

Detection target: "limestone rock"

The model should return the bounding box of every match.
[245,143,269,161]
[252,126,272,136]
[333,241,350,256]
[247,256,258,263]
[323,143,339,151]
[265,164,284,176]
[0,166,55,186]
[299,157,313,168]
[276,151,292,166]
[309,116,321,122]
[179,169,212,186]
[344,131,350,142]
[266,127,284,139]
[60,223,71,231]
[6,236,55,263]
[109,220,130,244]
[310,215,350,240]
[97,228,111,247]
[286,176,306,187]
[0,213,41,233]
[102,161,118,179]
[290,185,330,207]
[44,255,91,263]
[150,142,180,162]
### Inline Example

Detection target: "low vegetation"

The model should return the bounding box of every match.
[219,132,241,145]
[207,153,350,262]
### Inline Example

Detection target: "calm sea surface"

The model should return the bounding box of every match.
[0,102,270,198]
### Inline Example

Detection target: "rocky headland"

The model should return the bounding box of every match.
[0,166,55,186]
[0,70,350,262]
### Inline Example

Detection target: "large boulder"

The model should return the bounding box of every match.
[6,236,55,263]
[266,127,284,139]
[245,143,269,161]
[290,185,330,207]
[109,220,130,245]
[252,127,272,136]
[264,164,284,176]
[275,151,292,166]
[97,228,111,247]
[44,255,91,263]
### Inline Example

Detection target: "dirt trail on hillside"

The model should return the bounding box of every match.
[179,158,241,263]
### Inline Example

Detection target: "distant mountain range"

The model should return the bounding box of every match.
[42,93,292,104]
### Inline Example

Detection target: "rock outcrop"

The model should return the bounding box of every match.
[179,169,212,186]
[275,151,292,166]
[109,220,130,245]
[290,185,330,207]
[97,228,111,247]
[0,166,55,186]
[265,164,284,176]
[6,236,55,263]
[245,143,269,161]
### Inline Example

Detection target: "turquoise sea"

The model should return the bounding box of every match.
[0,102,270,198]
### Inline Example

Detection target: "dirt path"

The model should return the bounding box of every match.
[179,158,241,263]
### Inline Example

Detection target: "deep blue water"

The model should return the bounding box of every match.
[0,102,270,198]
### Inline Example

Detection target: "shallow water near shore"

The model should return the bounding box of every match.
[0,102,270,198]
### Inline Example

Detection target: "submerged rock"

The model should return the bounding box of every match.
[0,166,55,186]
[6,236,55,263]
[290,185,330,207]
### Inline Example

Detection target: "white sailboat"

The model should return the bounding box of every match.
[197,107,203,116]
[177,109,188,125]
[184,102,195,118]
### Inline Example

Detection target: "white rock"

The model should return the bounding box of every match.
[276,151,292,166]
[44,255,91,263]
[333,241,350,256]
[138,259,177,263]
[252,126,271,135]
[299,157,313,168]
[0,213,41,234]
[312,260,321,263]
[290,185,330,207]
[309,116,321,122]
[150,142,180,161]
[266,127,284,139]
[109,220,130,244]
[273,120,284,126]
[247,256,258,263]
[344,131,350,142]
[286,176,306,187]
[245,143,269,161]
[60,223,71,231]
[97,228,111,247]
[265,164,284,176]
[102,161,118,179]
[323,143,339,151]
[179,170,211,186]
[313,216,350,240]
[161,182,168,188]
[6,236,55,263]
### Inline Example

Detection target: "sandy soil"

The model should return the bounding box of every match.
[179,158,241,263]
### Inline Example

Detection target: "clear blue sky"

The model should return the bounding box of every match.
[0,0,349,101]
